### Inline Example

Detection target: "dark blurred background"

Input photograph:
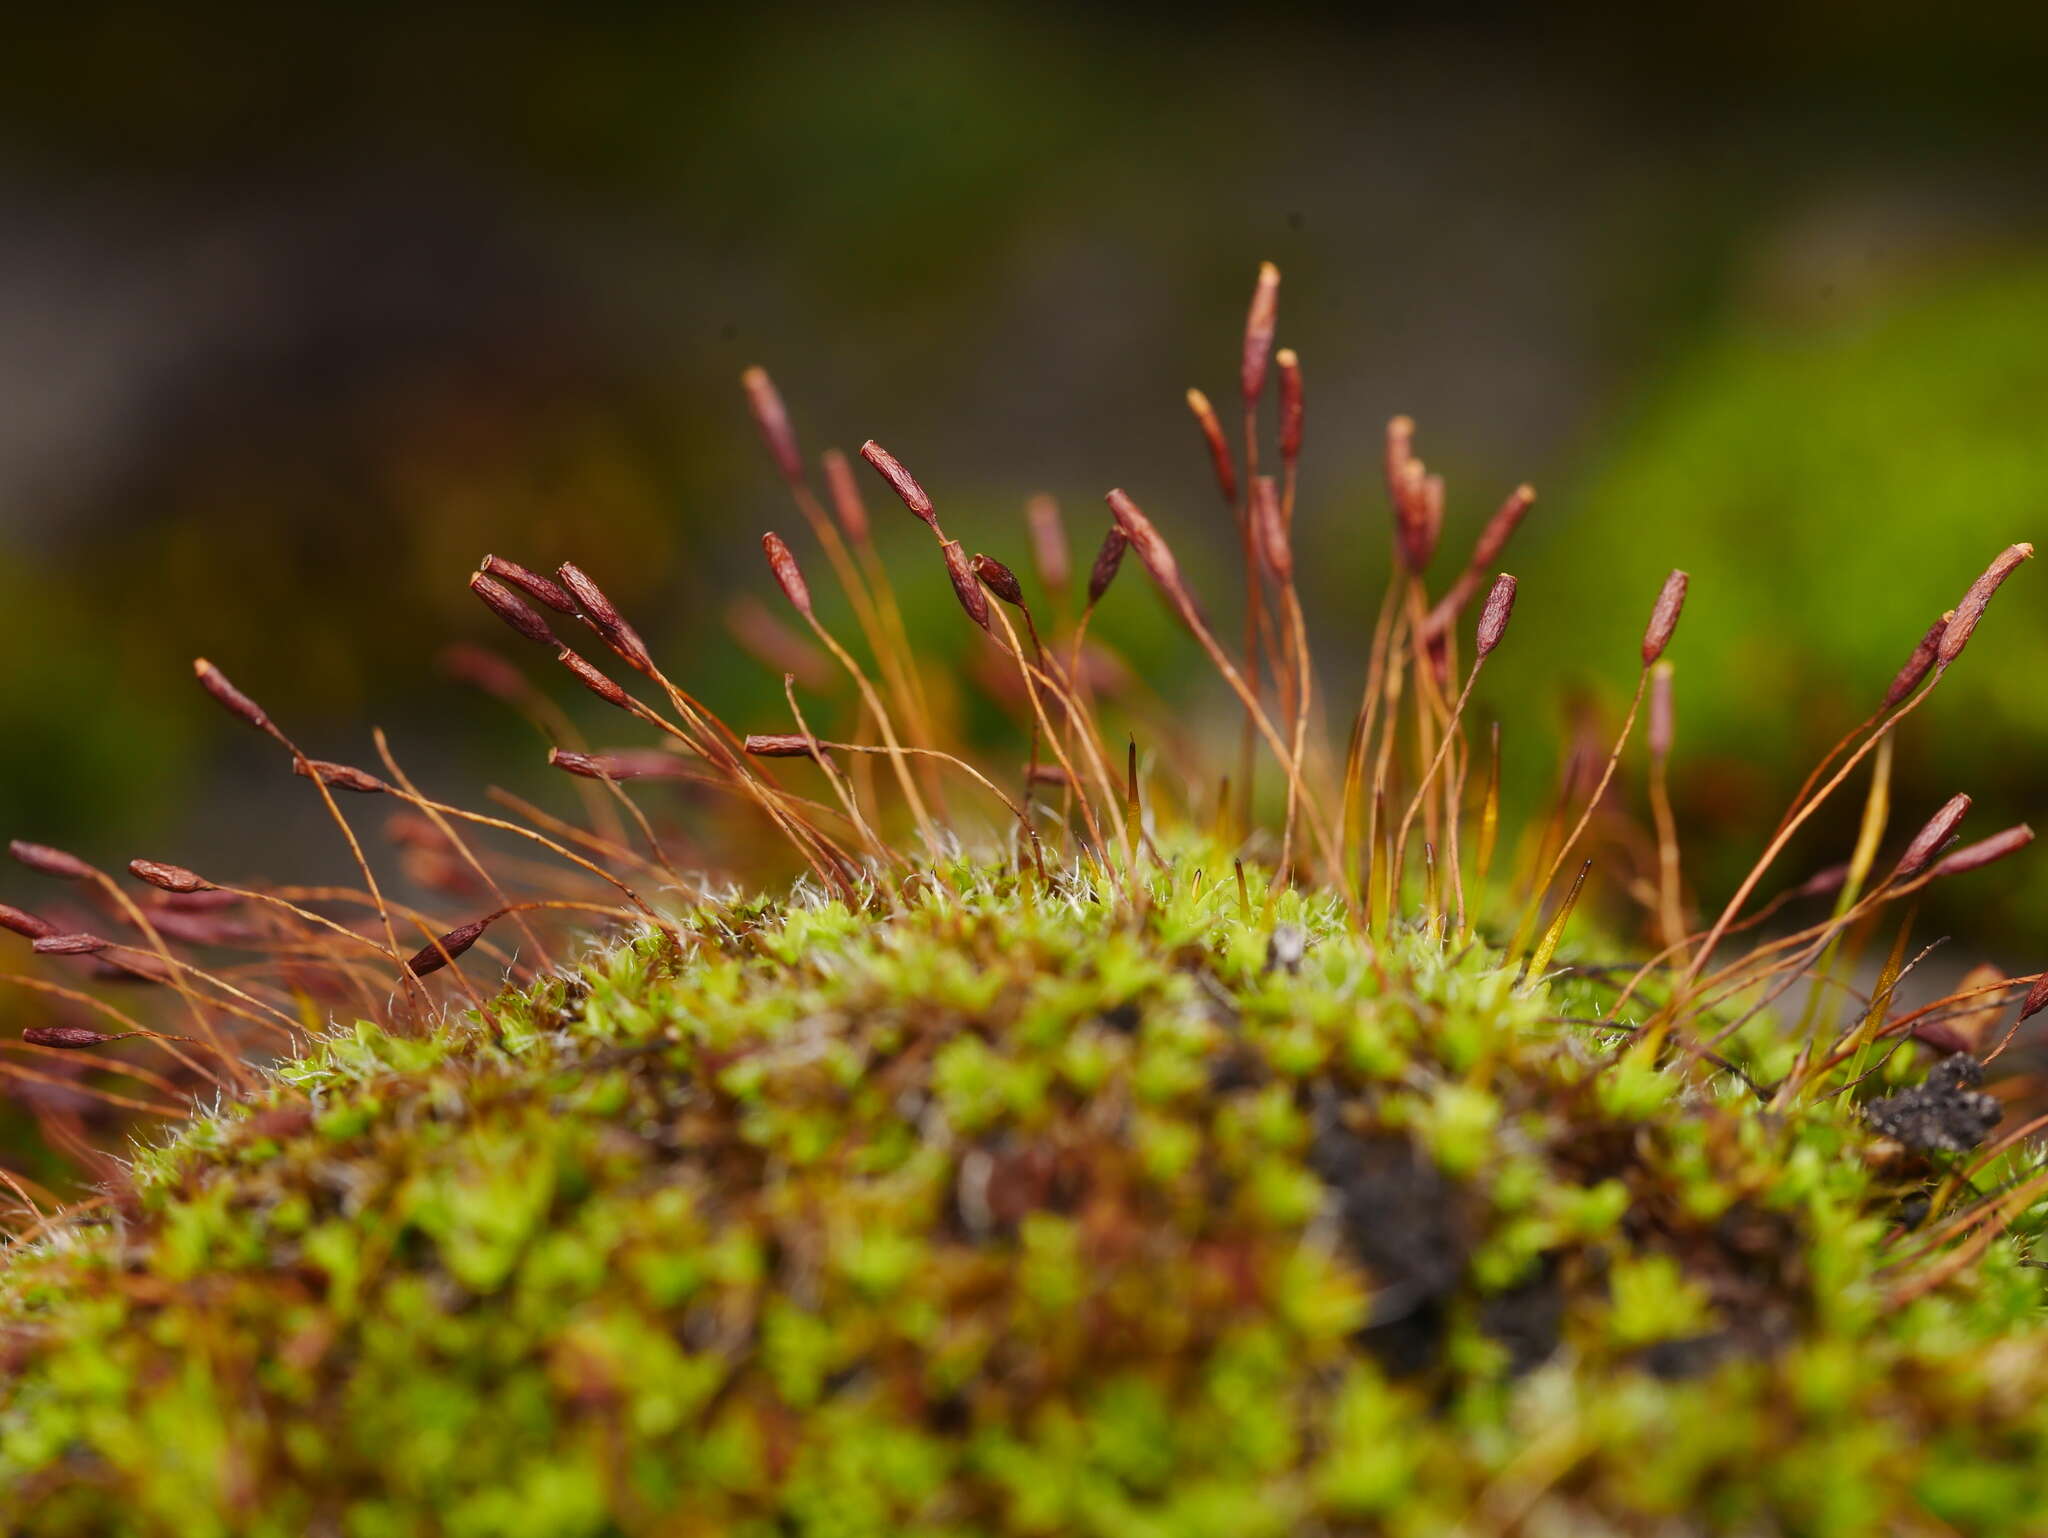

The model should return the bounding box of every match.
[4,2,2048,950]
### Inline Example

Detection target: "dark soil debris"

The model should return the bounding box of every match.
[1309,1087,1468,1375]
[1866,1055,2002,1153]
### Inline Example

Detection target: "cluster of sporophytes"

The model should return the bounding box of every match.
[3,267,2048,1537]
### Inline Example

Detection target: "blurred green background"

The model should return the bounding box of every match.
[3,2,2047,948]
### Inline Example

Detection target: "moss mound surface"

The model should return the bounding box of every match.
[3,856,2046,1536]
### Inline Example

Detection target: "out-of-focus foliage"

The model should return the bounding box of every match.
[0,560,197,841]
[1504,254,2048,929]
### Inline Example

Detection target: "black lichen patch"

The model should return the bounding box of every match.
[1308,1087,1469,1376]
[1098,1001,1143,1034]
[1623,1202,1807,1378]
[1475,1254,1567,1375]
[1637,1332,1737,1380]
[1867,1054,2003,1153]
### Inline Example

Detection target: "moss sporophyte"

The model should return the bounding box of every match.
[2,267,2047,1535]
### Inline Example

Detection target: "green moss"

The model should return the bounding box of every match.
[2,849,2045,1535]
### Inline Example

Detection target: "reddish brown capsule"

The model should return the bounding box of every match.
[1641,569,1689,666]
[1884,612,1952,709]
[822,448,871,544]
[556,563,652,672]
[549,748,689,781]
[1086,527,1129,606]
[385,813,453,852]
[972,553,1026,609]
[1383,416,1415,505]
[1471,484,1536,571]
[23,1026,131,1050]
[557,649,636,712]
[1420,475,1445,566]
[0,903,57,940]
[156,888,242,913]
[725,597,832,691]
[1894,793,1972,878]
[1240,261,1279,403]
[1476,573,1518,658]
[1252,476,1292,584]
[944,541,991,631]
[10,840,94,881]
[554,562,615,629]
[92,952,173,985]
[762,532,813,617]
[1938,542,2034,666]
[1391,460,1438,574]
[470,573,557,648]
[480,555,576,615]
[293,759,389,795]
[128,859,214,894]
[405,911,503,978]
[34,933,110,956]
[1185,388,1238,505]
[859,441,937,528]
[1276,348,1303,467]
[2023,971,2048,1023]
[145,909,257,947]
[23,1025,125,1049]
[439,643,530,704]
[1026,494,1069,594]
[604,607,655,673]
[192,658,271,733]
[1105,489,1195,625]
[1935,824,2034,877]
[743,733,822,759]
[1910,1019,1974,1057]
[1795,863,1850,900]
[741,366,804,485]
